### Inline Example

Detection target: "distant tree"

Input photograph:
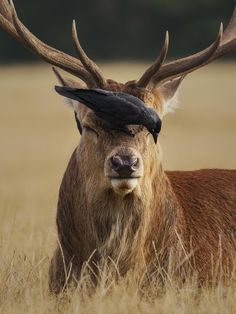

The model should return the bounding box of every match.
[0,0,235,62]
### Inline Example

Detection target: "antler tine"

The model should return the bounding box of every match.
[0,0,21,41]
[0,0,96,87]
[136,31,169,88]
[52,66,81,88]
[0,0,12,21]
[143,5,236,88]
[150,23,223,86]
[72,20,107,88]
[213,5,236,59]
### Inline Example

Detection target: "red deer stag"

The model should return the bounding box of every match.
[1,1,236,294]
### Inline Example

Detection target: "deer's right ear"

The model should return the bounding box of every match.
[52,67,84,134]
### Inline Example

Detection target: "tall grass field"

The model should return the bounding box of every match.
[0,62,236,313]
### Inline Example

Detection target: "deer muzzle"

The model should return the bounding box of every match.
[104,148,144,196]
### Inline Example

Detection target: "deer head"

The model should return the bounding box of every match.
[1,1,236,197]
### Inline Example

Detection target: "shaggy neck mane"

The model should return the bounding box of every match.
[57,150,182,276]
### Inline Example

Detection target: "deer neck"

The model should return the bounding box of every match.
[80,161,181,269]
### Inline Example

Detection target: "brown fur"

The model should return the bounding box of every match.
[49,82,236,294]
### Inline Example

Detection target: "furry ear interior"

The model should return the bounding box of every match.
[159,76,185,116]
[52,67,86,109]
[52,67,84,134]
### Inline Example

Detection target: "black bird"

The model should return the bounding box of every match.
[55,86,162,143]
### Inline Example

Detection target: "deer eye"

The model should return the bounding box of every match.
[83,125,99,137]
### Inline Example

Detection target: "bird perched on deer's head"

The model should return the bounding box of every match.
[55,86,162,143]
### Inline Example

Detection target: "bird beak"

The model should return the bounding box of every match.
[152,132,158,144]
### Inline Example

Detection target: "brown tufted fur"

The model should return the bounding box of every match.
[49,82,236,294]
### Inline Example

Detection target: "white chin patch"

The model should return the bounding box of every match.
[111,178,138,196]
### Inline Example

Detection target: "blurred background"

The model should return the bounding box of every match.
[0,0,236,61]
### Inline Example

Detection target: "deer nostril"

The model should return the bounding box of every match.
[111,155,124,170]
[129,156,138,167]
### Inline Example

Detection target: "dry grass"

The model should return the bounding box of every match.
[0,62,236,313]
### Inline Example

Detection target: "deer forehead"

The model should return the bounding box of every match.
[82,111,146,138]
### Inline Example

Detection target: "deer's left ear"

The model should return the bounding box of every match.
[158,76,185,116]
[52,67,85,109]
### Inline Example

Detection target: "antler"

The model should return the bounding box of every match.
[72,21,106,88]
[136,31,169,88]
[138,6,236,88]
[0,0,106,88]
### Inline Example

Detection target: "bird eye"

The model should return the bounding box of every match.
[155,121,162,133]
[83,125,99,137]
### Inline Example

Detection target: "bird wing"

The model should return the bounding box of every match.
[70,89,144,121]
[55,86,145,124]
[95,93,144,123]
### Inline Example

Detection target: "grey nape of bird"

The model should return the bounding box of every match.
[55,86,162,143]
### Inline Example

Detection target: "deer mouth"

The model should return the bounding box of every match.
[110,177,139,196]
[108,176,141,179]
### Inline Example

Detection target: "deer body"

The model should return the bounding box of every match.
[49,148,236,293]
[0,0,236,294]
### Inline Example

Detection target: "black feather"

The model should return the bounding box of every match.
[55,86,162,143]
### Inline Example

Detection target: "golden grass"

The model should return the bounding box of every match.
[0,62,236,313]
